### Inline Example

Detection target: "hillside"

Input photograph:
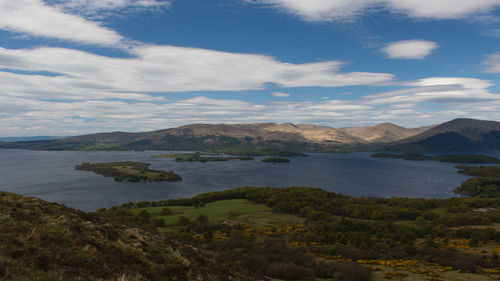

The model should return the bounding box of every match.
[0,122,419,153]
[386,118,500,152]
[3,118,500,153]
[0,191,261,281]
[341,122,433,143]
[106,187,500,281]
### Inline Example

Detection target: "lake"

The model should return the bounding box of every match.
[0,149,489,211]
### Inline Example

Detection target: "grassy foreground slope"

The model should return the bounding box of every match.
[113,187,500,281]
[0,191,262,281]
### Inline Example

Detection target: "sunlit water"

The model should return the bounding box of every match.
[1,149,494,211]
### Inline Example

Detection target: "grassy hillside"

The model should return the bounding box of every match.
[4,184,500,280]
[105,187,500,281]
[0,191,262,281]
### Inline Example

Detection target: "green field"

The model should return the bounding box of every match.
[429,207,448,215]
[232,210,304,226]
[132,199,275,225]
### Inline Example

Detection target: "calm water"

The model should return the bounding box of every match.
[1,149,492,211]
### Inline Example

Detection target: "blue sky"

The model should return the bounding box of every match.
[0,0,500,136]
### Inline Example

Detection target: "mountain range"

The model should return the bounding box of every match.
[1,118,500,153]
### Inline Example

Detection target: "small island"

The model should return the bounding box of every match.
[75,161,182,182]
[370,152,500,164]
[261,157,290,163]
[152,153,254,163]
[214,148,308,157]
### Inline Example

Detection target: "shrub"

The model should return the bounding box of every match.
[100,226,119,241]
[178,216,190,225]
[161,207,172,215]
[0,261,5,277]
[138,210,150,219]
[152,219,166,227]
[332,261,371,281]
[196,214,209,224]
[265,262,314,280]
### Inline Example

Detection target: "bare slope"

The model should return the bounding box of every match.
[341,122,434,143]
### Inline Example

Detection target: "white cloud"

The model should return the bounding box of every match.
[0,45,394,94]
[483,53,500,73]
[249,0,500,22]
[49,0,171,17]
[381,40,438,59]
[0,0,123,46]
[272,92,290,97]
[407,77,493,89]
[484,29,500,38]
[2,84,500,137]
[1,43,498,136]
[364,77,497,105]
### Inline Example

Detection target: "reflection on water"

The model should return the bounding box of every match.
[0,149,484,211]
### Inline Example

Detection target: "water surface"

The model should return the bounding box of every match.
[0,149,484,211]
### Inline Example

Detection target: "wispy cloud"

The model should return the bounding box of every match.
[48,0,171,17]
[364,77,497,105]
[271,92,290,97]
[381,40,438,60]
[482,52,500,73]
[483,29,500,38]
[248,0,500,22]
